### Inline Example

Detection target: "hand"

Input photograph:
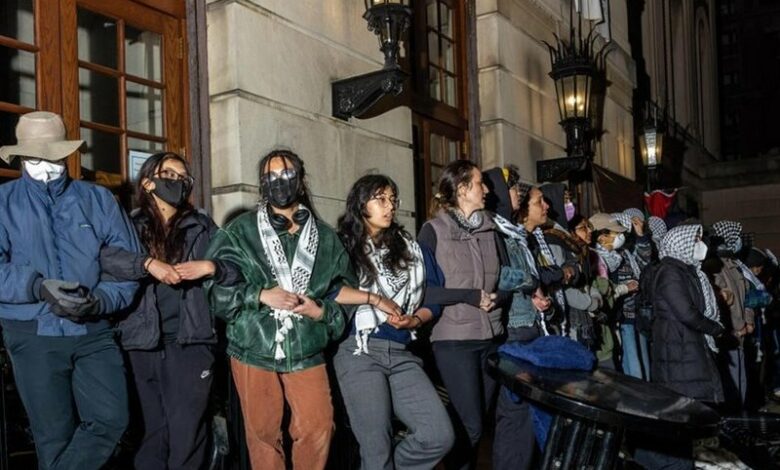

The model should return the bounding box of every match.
[562,266,575,284]
[386,315,421,330]
[480,290,497,312]
[259,286,300,311]
[720,288,735,306]
[532,288,552,312]
[626,280,639,293]
[746,323,755,334]
[631,216,645,236]
[55,294,101,321]
[147,259,182,285]
[174,260,216,281]
[292,294,324,320]
[40,279,89,308]
[372,294,403,318]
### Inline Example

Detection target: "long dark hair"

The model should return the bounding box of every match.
[257,148,317,217]
[135,152,195,263]
[429,159,479,218]
[337,174,413,284]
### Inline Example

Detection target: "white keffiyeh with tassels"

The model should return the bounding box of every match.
[353,235,425,355]
[256,203,319,361]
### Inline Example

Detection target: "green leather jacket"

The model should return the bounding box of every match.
[205,210,356,372]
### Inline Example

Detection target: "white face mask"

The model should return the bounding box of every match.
[611,233,626,250]
[693,240,708,261]
[24,159,66,183]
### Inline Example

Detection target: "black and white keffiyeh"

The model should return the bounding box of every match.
[532,227,567,325]
[624,208,645,222]
[493,214,538,277]
[649,216,668,249]
[660,224,722,352]
[712,220,742,253]
[595,243,623,273]
[612,212,633,231]
[353,236,425,354]
[447,208,483,233]
[257,203,319,360]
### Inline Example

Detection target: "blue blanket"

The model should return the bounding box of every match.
[498,335,596,448]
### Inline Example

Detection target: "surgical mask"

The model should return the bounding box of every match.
[693,241,709,261]
[261,169,300,208]
[23,159,66,183]
[564,202,576,221]
[152,178,190,207]
[611,233,626,250]
[732,238,743,253]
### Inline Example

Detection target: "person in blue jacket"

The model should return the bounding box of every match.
[0,112,140,470]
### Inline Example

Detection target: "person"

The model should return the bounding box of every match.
[417,160,508,470]
[566,214,603,350]
[648,216,668,255]
[707,220,751,408]
[332,174,454,470]
[634,224,725,469]
[483,166,539,470]
[205,149,355,470]
[589,213,638,370]
[99,152,241,469]
[611,209,652,379]
[0,111,141,469]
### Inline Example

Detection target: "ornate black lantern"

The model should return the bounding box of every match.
[639,123,664,168]
[544,3,609,159]
[331,1,412,120]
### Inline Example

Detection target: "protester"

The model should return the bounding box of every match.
[566,214,604,350]
[634,224,725,469]
[99,152,242,468]
[332,174,454,470]
[483,166,540,470]
[205,149,355,470]
[708,220,751,408]
[417,160,508,470]
[0,111,141,469]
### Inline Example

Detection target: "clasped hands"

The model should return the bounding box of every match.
[147,259,215,285]
[259,286,324,320]
[38,279,101,322]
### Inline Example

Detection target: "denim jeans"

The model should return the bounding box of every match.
[333,338,454,470]
[621,323,650,380]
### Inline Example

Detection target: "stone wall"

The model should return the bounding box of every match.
[206,0,415,228]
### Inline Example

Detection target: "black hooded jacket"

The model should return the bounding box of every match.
[540,183,568,229]
[483,168,514,221]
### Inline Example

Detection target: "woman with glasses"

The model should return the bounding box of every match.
[332,174,454,470]
[99,152,239,468]
[205,149,355,470]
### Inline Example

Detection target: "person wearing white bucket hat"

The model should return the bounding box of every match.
[0,111,141,469]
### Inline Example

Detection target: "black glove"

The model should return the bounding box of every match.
[39,279,99,322]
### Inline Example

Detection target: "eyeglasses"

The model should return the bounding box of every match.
[262,168,297,182]
[575,224,593,232]
[370,194,401,209]
[156,168,194,185]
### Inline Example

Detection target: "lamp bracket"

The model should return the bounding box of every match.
[332,67,408,120]
[537,156,589,182]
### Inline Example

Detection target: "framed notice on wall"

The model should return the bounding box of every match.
[129,150,153,181]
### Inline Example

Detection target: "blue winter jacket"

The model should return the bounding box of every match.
[0,171,141,336]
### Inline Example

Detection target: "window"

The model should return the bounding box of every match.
[409,0,469,227]
[0,0,188,195]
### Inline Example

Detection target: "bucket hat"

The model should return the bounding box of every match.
[0,111,84,163]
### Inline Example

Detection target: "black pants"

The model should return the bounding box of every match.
[128,343,214,470]
[492,326,539,470]
[433,339,498,470]
[2,328,128,470]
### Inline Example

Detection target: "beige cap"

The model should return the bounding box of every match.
[0,111,84,163]
[589,213,628,233]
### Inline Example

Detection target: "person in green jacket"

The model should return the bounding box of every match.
[205,149,356,470]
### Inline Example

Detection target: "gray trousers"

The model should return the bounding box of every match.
[333,338,454,470]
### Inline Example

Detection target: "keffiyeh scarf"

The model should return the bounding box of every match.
[447,208,483,233]
[595,243,623,273]
[660,224,722,352]
[257,203,319,360]
[649,216,668,249]
[532,227,567,329]
[493,214,538,277]
[353,236,425,355]
[712,220,743,253]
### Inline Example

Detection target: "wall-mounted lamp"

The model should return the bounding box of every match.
[331,0,412,120]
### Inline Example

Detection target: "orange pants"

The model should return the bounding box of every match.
[230,358,334,470]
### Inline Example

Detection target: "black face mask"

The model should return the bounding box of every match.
[152,178,190,207]
[261,175,300,208]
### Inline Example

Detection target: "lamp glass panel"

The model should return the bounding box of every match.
[576,73,590,118]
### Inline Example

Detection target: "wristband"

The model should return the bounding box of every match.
[143,257,154,272]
